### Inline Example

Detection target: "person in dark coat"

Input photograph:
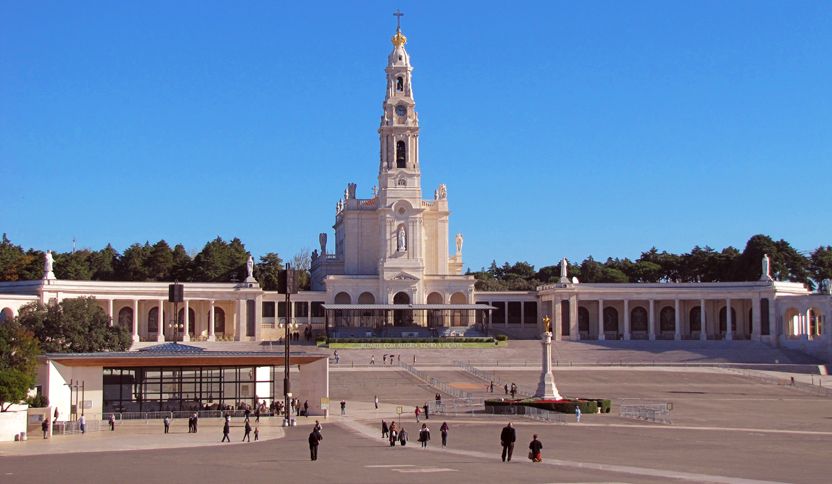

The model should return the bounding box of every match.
[381,420,389,438]
[440,422,449,447]
[423,403,429,420]
[500,422,516,462]
[303,400,309,417]
[529,434,543,462]
[221,419,231,442]
[418,423,430,448]
[42,418,49,439]
[308,428,323,461]
[243,420,252,442]
[399,427,408,446]
[192,413,199,433]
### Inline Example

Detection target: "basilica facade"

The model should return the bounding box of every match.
[0,24,829,360]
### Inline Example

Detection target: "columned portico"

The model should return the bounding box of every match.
[569,294,579,341]
[648,299,656,341]
[132,299,139,342]
[157,299,165,342]
[700,298,708,340]
[208,300,216,341]
[597,299,605,341]
[725,298,733,341]
[623,299,631,340]
[674,298,681,340]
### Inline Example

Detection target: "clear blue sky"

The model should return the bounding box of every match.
[2,1,830,271]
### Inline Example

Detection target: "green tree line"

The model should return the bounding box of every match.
[0,234,310,291]
[469,234,832,292]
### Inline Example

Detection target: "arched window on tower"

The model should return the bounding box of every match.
[396,141,406,168]
[396,76,404,91]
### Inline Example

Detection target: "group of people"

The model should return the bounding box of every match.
[382,420,450,448]
[500,422,544,463]
[504,382,519,398]
[221,412,260,443]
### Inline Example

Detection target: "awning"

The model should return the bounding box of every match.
[321,303,495,310]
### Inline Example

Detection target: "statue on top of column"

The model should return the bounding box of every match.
[455,233,463,255]
[319,233,327,255]
[760,253,773,281]
[43,250,56,280]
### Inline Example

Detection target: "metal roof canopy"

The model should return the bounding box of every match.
[322,303,495,310]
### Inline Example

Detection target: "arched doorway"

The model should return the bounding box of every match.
[603,307,619,338]
[450,292,467,326]
[660,306,675,335]
[808,308,823,337]
[147,307,160,335]
[689,306,702,333]
[393,292,412,326]
[578,307,590,336]
[358,292,375,327]
[118,307,133,332]
[631,307,648,338]
[719,307,737,336]
[213,307,226,335]
[427,292,443,328]
[783,308,800,338]
[334,292,351,327]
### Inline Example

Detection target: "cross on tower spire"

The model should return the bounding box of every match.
[393,9,404,32]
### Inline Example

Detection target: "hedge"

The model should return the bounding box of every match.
[484,397,611,415]
[325,337,497,344]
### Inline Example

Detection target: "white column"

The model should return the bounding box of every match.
[107,299,114,326]
[751,295,761,340]
[597,299,605,340]
[553,299,562,341]
[157,300,165,342]
[700,299,707,341]
[623,299,631,340]
[767,297,777,346]
[182,299,190,342]
[208,300,216,341]
[132,299,139,342]
[569,295,579,341]
[674,298,681,340]
[725,298,733,341]
[520,302,525,326]
[648,299,656,341]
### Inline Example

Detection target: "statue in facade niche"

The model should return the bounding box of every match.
[397,226,407,252]
[760,253,773,281]
[455,233,463,255]
[437,184,447,200]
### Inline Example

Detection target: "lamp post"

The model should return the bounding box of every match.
[279,265,298,426]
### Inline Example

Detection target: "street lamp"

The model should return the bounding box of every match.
[278,265,298,426]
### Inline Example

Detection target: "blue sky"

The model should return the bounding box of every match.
[1,1,830,271]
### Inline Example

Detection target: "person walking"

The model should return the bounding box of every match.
[528,434,543,462]
[163,416,170,434]
[423,402,430,420]
[340,400,346,416]
[42,418,49,439]
[188,414,194,433]
[221,419,231,442]
[575,406,582,423]
[79,415,86,435]
[504,383,509,395]
[383,354,387,364]
[193,412,199,433]
[389,422,398,447]
[374,395,379,410]
[490,380,495,393]
[303,400,309,417]
[308,427,323,461]
[334,350,340,364]
[254,426,259,441]
[243,419,252,442]
[418,423,430,448]
[414,405,421,422]
[109,414,116,431]
[382,420,389,438]
[370,355,375,365]
[399,426,408,446]
[254,406,261,423]
[440,422,449,447]
[510,383,517,399]
[500,422,516,462]
[314,420,323,433]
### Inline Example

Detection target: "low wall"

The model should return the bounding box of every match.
[0,404,29,441]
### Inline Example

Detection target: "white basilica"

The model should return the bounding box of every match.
[0,23,829,360]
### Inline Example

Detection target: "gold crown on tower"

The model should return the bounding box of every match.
[391,30,407,47]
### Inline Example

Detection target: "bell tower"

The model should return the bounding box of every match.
[377,10,421,206]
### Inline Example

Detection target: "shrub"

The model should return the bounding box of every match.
[495,334,508,342]
[25,394,49,408]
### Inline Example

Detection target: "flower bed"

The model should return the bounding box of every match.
[485,397,611,414]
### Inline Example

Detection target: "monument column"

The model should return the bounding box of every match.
[132,299,140,342]
[725,298,733,341]
[157,299,165,342]
[700,298,708,340]
[597,299,605,340]
[648,299,656,341]
[208,300,216,341]
[534,323,563,400]
[623,299,631,340]
[674,298,681,340]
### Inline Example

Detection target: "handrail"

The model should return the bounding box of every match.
[397,362,472,399]
[453,360,532,398]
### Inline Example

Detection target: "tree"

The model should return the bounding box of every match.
[291,248,312,290]
[0,321,41,411]
[809,246,832,290]
[118,243,151,281]
[55,249,93,280]
[169,244,193,281]
[191,237,248,282]
[17,297,132,353]
[147,240,174,281]
[255,252,283,291]
[89,244,119,280]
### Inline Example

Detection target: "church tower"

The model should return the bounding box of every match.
[377,18,421,204]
